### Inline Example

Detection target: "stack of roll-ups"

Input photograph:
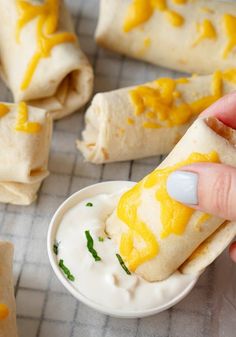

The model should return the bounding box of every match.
[0,0,94,119]
[96,0,236,74]
[0,102,52,205]
[0,241,18,337]
[106,116,236,281]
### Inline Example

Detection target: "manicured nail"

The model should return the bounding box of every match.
[167,171,198,205]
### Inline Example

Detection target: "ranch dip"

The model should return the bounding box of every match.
[55,189,196,311]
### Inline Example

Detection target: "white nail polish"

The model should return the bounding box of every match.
[166,171,199,205]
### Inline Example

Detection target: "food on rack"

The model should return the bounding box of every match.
[96,0,236,74]
[0,0,93,119]
[0,241,18,337]
[77,70,236,163]
[0,102,52,205]
[106,117,236,281]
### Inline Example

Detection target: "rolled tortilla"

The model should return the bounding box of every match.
[0,0,93,120]
[0,101,52,205]
[0,182,40,206]
[77,70,236,163]
[106,117,236,281]
[96,0,236,74]
[0,241,18,337]
[0,102,52,184]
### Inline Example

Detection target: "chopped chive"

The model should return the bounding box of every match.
[59,259,75,281]
[116,254,131,275]
[98,236,104,242]
[86,202,93,207]
[85,230,101,262]
[53,241,60,255]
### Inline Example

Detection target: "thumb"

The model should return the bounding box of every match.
[167,163,236,220]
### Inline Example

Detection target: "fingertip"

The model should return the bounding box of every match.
[201,92,236,129]
[229,242,236,263]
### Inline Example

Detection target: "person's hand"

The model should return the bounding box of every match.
[167,92,236,263]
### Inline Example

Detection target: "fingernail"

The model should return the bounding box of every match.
[167,171,199,205]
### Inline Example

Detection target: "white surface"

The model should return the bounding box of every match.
[48,181,198,317]
[0,0,235,336]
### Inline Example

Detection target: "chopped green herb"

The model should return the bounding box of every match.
[53,241,60,255]
[85,230,101,261]
[86,202,93,207]
[59,259,75,281]
[98,236,104,242]
[116,254,131,275]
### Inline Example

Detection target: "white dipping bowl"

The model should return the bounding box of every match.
[47,181,199,318]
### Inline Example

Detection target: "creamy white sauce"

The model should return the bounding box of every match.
[56,190,196,311]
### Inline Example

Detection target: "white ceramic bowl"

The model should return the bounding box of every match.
[47,181,199,318]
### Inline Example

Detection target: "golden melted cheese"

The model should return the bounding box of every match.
[0,304,9,320]
[123,0,184,32]
[16,0,76,90]
[172,0,187,4]
[223,14,236,58]
[0,103,10,117]
[193,19,217,47]
[15,102,41,133]
[118,151,219,271]
[128,71,222,129]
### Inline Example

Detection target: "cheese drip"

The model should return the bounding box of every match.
[16,0,77,90]
[193,19,217,47]
[223,14,236,59]
[15,102,41,133]
[118,151,219,271]
[0,103,10,117]
[123,0,184,32]
[129,71,222,129]
[0,303,9,320]
[172,0,187,4]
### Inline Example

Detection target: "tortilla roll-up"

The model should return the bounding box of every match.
[0,0,93,120]
[77,70,236,163]
[96,0,236,74]
[0,241,18,337]
[0,102,52,205]
[0,182,40,206]
[0,102,52,184]
[180,220,236,275]
[106,117,236,281]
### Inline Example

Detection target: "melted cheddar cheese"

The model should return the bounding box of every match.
[0,304,9,320]
[123,0,184,32]
[15,102,41,133]
[129,71,222,129]
[172,0,187,4]
[0,103,10,117]
[16,0,76,90]
[118,151,219,271]
[223,14,236,59]
[193,19,217,47]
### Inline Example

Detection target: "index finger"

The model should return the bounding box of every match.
[201,91,236,129]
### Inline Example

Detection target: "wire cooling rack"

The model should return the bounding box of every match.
[0,1,235,336]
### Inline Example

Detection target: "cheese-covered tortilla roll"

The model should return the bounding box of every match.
[0,0,93,120]
[77,70,236,163]
[106,117,236,281]
[0,241,18,337]
[96,0,236,74]
[0,102,52,183]
[0,102,52,205]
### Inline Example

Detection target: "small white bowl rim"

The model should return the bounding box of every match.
[47,180,199,318]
